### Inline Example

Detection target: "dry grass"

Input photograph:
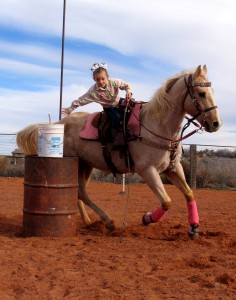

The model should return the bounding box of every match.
[0,155,235,188]
[0,156,24,177]
[182,156,236,189]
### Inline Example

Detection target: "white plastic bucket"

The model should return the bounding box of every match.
[38,124,64,157]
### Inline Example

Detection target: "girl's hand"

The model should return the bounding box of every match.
[126,92,132,100]
[61,108,70,116]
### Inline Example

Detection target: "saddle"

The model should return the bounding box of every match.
[79,100,145,176]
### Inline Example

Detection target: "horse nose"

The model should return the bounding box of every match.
[213,121,219,129]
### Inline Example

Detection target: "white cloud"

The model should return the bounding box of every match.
[0,84,104,133]
[1,0,236,72]
[0,58,60,77]
[1,0,236,59]
[0,0,235,146]
[0,40,61,64]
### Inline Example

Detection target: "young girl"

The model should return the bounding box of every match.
[61,63,133,137]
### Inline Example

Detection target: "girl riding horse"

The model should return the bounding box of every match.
[17,65,222,239]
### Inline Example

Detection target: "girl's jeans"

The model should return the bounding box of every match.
[103,98,125,130]
[103,106,121,130]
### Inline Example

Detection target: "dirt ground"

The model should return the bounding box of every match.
[0,177,235,300]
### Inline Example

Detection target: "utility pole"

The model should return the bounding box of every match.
[59,0,66,120]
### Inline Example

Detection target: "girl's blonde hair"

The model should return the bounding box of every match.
[92,67,109,79]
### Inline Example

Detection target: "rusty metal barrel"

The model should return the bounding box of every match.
[23,156,78,237]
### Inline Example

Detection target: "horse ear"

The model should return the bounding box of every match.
[194,65,202,78]
[203,64,207,74]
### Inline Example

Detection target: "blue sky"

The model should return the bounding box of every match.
[0,0,236,147]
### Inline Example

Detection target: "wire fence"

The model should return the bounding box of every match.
[1,133,236,156]
[0,133,236,156]
[0,134,18,156]
[0,133,236,188]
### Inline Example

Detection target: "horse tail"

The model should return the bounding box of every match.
[16,124,39,155]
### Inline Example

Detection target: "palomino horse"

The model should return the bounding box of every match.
[17,65,222,238]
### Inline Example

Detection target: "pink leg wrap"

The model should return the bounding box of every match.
[187,200,199,225]
[151,207,167,223]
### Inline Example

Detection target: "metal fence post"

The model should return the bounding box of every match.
[119,174,126,195]
[190,144,197,189]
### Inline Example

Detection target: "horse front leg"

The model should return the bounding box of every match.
[165,162,199,239]
[139,166,171,226]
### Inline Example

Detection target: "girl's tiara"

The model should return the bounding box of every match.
[91,63,107,72]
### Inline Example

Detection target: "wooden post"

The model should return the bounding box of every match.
[190,144,197,189]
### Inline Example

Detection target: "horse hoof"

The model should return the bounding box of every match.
[142,212,153,226]
[188,225,200,240]
[190,232,200,240]
[105,220,116,231]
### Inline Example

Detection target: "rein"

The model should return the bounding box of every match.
[131,73,217,152]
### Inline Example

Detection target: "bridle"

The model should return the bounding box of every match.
[133,73,218,152]
[181,74,218,137]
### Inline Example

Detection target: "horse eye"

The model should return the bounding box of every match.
[198,92,206,98]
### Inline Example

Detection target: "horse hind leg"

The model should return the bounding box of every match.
[77,200,91,226]
[76,161,93,226]
[165,162,199,239]
[78,160,115,231]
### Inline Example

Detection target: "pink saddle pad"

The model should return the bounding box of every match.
[79,112,100,140]
[79,102,143,141]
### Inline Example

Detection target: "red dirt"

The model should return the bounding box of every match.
[0,177,235,299]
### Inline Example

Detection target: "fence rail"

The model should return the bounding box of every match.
[183,143,236,149]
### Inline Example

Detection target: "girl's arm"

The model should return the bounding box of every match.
[62,88,96,115]
[113,78,132,100]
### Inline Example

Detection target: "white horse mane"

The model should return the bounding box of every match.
[141,69,193,118]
